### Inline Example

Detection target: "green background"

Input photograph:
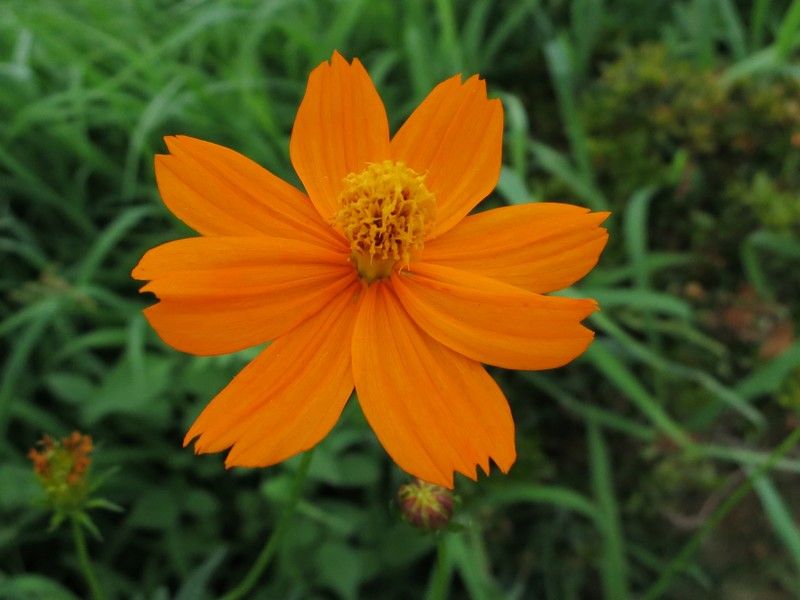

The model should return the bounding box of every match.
[2,0,800,598]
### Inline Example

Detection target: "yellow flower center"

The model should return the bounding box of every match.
[334,160,435,282]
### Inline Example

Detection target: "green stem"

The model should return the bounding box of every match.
[219,449,315,600]
[70,517,104,600]
[428,534,450,600]
[643,426,800,599]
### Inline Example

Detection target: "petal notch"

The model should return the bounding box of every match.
[185,284,359,466]
[290,52,391,220]
[391,75,503,237]
[352,283,515,488]
[132,236,354,355]
[423,203,609,293]
[156,136,342,248]
[393,263,597,371]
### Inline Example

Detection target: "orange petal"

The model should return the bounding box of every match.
[290,52,390,221]
[392,263,597,371]
[351,283,515,488]
[422,203,610,293]
[132,236,355,355]
[391,75,503,237]
[184,284,359,466]
[155,135,343,249]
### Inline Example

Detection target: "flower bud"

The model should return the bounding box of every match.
[397,479,454,531]
[28,431,93,514]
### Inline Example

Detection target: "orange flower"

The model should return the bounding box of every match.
[132,52,608,488]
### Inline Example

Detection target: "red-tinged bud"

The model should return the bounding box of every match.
[28,431,93,514]
[397,479,454,531]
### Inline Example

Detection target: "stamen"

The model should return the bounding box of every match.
[334,160,435,282]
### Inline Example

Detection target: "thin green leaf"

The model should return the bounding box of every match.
[716,0,748,59]
[736,341,800,400]
[644,427,800,599]
[583,342,693,447]
[482,483,600,522]
[775,0,800,57]
[588,421,629,600]
[75,206,153,285]
[752,473,800,580]
[543,36,598,197]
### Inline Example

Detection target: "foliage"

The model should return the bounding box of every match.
[581,42,800,255]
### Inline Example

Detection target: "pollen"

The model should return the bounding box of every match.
[334,160,435,282]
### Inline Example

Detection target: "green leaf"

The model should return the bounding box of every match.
[588,312,764,428]
[587,288,693,319]
[544,36,595,190]
[378,523,435,569]
[0,464,40,510]
[174,548,227,600]
[306,449,380,487]
[86,497,125,513]
[584,342,692,447]
[644,428,800,600]
[497,166,531,205]
[44,372,97,405]
[752,473,800,579]
[448,528,503,600]
[82,353,173,424]
[588,421,630,600]
[623,187,656,291]
[717,0,747,59]
[128,489,180,530]
[316,541,370,600]
[74,205,154,285]
[0,300,59,435]
[741,230,800,300]
[482,483,600,522]
[775,0,800,57]
[0,575,81,600]
[75,511,103,540]
[530,141,606,210]
[498,92,530,184]
[736,341,800,400]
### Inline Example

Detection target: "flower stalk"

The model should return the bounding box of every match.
[429,534,450,600]
[219,449,315,600]
[71,516,105,600]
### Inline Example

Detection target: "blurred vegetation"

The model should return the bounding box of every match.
[2,0,800,598]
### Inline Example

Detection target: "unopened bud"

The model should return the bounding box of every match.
[397,479,454,530]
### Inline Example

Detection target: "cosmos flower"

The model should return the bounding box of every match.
[132,52,608,488]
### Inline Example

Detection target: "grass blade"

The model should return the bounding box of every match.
[543,36,598,198]
[750,0,772,48]
[775,0,800,57]
[716,0,748,59]
[482,483,600,522]
[588,421,629,599]
[643,427,800,599]
[735,341,800,401]
[752,473,800,581]
[584,342,693,447]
